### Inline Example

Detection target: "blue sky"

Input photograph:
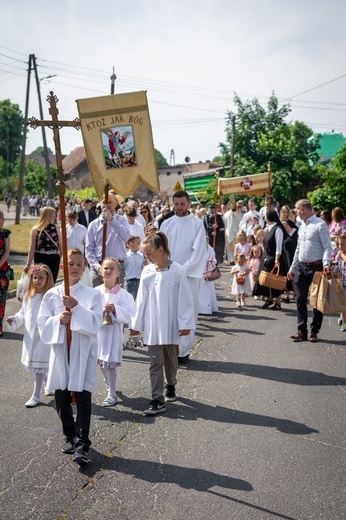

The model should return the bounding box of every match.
[1,0,346,164]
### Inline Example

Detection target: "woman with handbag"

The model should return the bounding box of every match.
[253,210,288,310]
[0,210,11,336]
[24,207,62,283]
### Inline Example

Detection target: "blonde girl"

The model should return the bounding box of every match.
[234,230,251,259]
[95,258,135,406]
[130,231,195,415]
[230,253,251,306]
[248,245,263,290]
[24,206,62,282]
[6,264,54,407]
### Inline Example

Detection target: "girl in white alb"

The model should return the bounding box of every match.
[95,258,135,407]
[6,264,54,407]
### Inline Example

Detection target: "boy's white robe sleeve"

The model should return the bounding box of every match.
[38,296,65,345]
[70,291,103,335]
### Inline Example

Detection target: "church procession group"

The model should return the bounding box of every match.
[5,189,346,466]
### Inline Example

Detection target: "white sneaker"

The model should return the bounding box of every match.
[236,301,241,307]
[241,301,245,306]
[102,395,118,407]
[341,323,346,332]
[25,397,40,408]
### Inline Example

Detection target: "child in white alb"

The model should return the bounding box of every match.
[130,231,195,415]
[6,264,54,407]
[199,238,218,315]
[95,258,134,406]
[230,253,251,306]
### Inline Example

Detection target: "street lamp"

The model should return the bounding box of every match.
[39,74,57,83]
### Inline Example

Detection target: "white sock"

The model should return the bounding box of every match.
[106,368,117,398]
[33,373,45,401]
[99,366,108,390]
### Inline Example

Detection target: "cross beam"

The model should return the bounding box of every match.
[27,91,81,351]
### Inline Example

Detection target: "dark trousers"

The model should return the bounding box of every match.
[55,389,92,452]
[126,278,140,300]
[295,262,323,335]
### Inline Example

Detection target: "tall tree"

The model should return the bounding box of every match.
[218,93,320,204]
[0,99,24,167]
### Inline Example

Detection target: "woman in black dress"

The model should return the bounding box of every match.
[24,207,62,283]
[253,210,288,310]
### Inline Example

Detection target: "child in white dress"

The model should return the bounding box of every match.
[248,245,263,291]
[230,253,251,306]
[95,258,135,406]
[234,230,251,259]
[6,264,54,407]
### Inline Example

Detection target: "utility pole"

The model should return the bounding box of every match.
[229,115,236,177]
[32,55,54,198]
[110,67,117,95]
[15,54,33,225]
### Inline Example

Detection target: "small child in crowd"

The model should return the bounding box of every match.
[37,248,103,466]
[248,245,263,291]
[255,228,265,250]
[95,258,134,406]
[247,235,256,247]
[230,253,251,307]
[234,230,251,259]
[125,235,145,300]
[334,234,346,331]
[130,231,195,415]
[6,264,54,407]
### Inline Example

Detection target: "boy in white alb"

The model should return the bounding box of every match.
[37,248,102,466]
[160,191,205,363]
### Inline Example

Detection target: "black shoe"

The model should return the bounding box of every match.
[73,450,89,465]
[143,399,166,415]
[270,303,281,310]
[178,355,190,364]
[262,300,273,309]
[62,437,75,454]
[165,385,176,402]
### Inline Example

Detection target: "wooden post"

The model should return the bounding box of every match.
[27,91,80,356]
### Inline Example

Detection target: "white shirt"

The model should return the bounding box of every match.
[128,220,145,242]
[65,222,87,253]
[125,250,145,279]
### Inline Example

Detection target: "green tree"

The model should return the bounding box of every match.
[218,93,320,205]
[308,144,346,210]
[0,99,24,168]
[155,148,168,166]
[29,146,54,156]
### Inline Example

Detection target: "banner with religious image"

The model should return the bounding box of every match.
[218,172,271,196]
[76,91,159,199]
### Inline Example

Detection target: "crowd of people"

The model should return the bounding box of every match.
[2,190,345,467]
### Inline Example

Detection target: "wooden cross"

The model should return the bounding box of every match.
[28,91,81,351]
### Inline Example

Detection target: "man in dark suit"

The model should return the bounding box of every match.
[78,199,97,228]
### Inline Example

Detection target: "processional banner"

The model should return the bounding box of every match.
[218,172,271,196]
[76,91,159,199]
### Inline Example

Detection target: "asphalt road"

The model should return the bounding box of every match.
[0,265,345,520]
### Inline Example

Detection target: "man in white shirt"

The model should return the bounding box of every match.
[239,198,264,235]
[161,191,206,363]
[288,199,331,343]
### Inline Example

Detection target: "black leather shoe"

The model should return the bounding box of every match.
[262,300,273,309]
[309,332,318,343]
[178,355,190,364]
[290,331,308,342]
